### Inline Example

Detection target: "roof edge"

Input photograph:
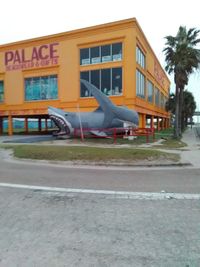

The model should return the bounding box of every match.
[0,18,137,48]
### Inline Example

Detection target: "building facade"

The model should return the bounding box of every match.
[0,18,170,135]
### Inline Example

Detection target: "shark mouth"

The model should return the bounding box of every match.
[49,114,72,136]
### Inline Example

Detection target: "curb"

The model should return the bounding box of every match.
[10,156,192,168]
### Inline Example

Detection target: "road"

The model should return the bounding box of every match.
[0,147,200,266]
[0,186,200,267]
[0,153,200,193]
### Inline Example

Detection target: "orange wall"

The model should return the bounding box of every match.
[0,18,170,119]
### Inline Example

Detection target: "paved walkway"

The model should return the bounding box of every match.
[180,126,200,167]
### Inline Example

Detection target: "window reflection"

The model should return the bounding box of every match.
[80,42,122,65]
[0,81,4,102]
[136,46,145,69]
[80,67,122,97]
[147,80,154,103]
[25,75,58,101]
[136,69,145,99]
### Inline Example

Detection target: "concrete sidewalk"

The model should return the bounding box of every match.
[180,126,200,168]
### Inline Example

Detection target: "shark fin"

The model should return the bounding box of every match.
[81,80,115,127]
[94,106,103,112]
[81,80,114,112]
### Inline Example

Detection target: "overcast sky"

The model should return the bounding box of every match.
[1,0,200,108]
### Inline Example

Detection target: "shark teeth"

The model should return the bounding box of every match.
[49,115,70,135]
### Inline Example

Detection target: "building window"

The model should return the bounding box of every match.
[136,69,145,99]
[80,67,122,97]
[25,75,58,101]
[112,43,122,61]
[164,96,167,110]
[91,46,101,64]
[80,48,90,65]
[80,71,91,97]
[101,45,111,62]
[136,46,145,68]
[91,70,100,91]
[0,81,4,102]
[101,69,111,95]
[80,42,122,65]
[112,67,122,95]
[147,80,154,103]
[155,87,160,106]
[160,93,166,109]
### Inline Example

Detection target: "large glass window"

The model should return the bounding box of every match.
[112,67,122,95]
[80,67,122,97]
[80,42,122,65]
[161,93,165,109]
[101,69,111,95]
[136,69,145,99]
[0,81,4,102]
[155,87,160,106]
[80,48,90,65]
[91,47,101,64]
[80,71,91,97]
[25,75,58,101]
[164,96,167,110]
[91,70,100,90]
[112,43,122,61]
[147,80,154,103]
[101,45,111,62]
[136,46,145,69]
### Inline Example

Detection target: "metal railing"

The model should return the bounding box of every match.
[73,127,155,143]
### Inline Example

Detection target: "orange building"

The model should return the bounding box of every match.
[0,18,170,135]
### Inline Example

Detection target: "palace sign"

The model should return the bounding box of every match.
[5,42,59,71]
[154,61,165,87]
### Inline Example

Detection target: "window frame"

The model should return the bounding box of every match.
[80,67,123,98]
[147,80,154,103]
[136,69,145,99]
[155,87,160,107]
[0,80,4,103]
[24,74,58,102]
[136,45,146,69]
[80,42,123,66]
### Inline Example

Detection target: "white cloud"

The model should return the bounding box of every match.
[1,0,200,107]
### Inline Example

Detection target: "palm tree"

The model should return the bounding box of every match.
[163,26,200,138]
[182,90,196,129]
[165,93,175,114]
[166,91,196,130]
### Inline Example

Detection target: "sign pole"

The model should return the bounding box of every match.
[77,103,84,141]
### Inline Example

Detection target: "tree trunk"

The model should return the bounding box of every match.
[182,114,185,130]
[185,115,188,128]
[178,87,184,136]
[174,85,180,138]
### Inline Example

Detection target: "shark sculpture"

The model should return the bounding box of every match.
[48,79,139,136]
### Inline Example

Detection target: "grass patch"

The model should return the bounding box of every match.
[154,128,173,140]
[2,144,179,163]
[161,138,187,149]
[152,137,187,149]
[0,144,14,149]
[72,135,154,145]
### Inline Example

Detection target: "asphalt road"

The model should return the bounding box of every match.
[0,146,200,266]
[0,154,200,193]
[0,186,199,267]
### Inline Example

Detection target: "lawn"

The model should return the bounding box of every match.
[0,144,180,163]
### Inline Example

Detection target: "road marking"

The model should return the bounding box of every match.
[0,182,199,200]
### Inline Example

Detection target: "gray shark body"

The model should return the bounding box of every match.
[48,80,139,136]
